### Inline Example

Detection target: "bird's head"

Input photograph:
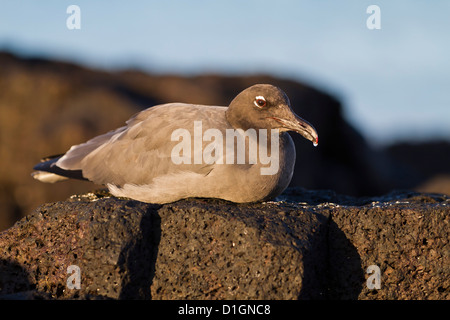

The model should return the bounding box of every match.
[226,84,319,146]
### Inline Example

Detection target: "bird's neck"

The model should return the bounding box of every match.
[225,108,258,131]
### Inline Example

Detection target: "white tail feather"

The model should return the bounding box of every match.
[31,171,69,183]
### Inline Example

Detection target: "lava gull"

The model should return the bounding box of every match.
[32,84,318,203]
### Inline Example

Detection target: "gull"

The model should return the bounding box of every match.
[32,84,318,204]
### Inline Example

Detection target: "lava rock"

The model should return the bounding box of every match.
[0,188,448,300]
[328,191,450,299]
[0,190,329,299]
[150,198,329,299]
[0,191,161,299]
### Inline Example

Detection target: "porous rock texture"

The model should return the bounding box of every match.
[0,188,448,300]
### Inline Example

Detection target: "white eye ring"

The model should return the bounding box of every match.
[254,96,266,108]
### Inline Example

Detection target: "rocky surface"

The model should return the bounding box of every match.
[0,188,448,300]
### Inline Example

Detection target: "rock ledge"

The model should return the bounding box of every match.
[0,188,448,299]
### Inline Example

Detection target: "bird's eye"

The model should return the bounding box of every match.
[254,96,266,108]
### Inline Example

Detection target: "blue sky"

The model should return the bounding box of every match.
[1,0,449,145]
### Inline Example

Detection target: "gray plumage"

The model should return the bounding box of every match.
[32,84,318,204]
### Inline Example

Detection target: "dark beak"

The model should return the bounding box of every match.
[268,113,319,146]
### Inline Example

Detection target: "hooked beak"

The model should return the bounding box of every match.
[268,113,319,147]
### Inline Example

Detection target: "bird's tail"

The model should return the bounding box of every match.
[32,154,86,183]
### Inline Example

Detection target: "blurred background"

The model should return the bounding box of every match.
[0,0,449,231]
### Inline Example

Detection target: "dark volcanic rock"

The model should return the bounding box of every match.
[0,190,329,300]
[328,191,450,299]
[0,192,160,299]
[0,188,448,300]
[151,199,329,299]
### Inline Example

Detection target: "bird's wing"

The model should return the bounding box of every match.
[56,103,229,186]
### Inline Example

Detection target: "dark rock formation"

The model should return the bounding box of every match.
[385,141,450,195]
[0,188,448,300]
